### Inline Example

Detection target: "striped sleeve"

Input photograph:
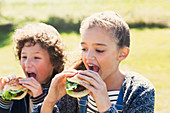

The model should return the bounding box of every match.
[30,90,47,105]
[0,96,13,109]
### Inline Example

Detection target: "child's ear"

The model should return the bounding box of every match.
[118,47,129,61]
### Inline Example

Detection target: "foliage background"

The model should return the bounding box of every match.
[0,0,170,112]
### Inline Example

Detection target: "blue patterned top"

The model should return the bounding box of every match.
[32,72,155,113]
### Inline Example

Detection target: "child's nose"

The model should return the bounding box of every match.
[85,50,95,60]
[25,59,33,68]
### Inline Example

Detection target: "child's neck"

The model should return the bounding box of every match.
[104,70,125,91]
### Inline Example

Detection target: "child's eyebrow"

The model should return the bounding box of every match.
[81,42,85,45]
[21,52,26,54]
[34,52,41,54]
[81,42,107,46]
[21,51,41,54]
[95,43,107,46]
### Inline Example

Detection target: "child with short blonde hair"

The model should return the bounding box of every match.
[36,11,155,113]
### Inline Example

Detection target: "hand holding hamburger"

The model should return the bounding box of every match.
[0,76,28,100]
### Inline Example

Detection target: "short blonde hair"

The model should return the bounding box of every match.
[80,11,130,49]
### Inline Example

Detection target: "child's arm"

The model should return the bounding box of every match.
[40,70,77,113]
[123,81,155,112]
[128,89,155,113]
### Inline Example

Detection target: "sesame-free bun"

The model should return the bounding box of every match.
[66,74,90,98]
[3,77,28,100]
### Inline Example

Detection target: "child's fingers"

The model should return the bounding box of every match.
[79,70,102,83]
[20,78,43,97]
[27,90,33,97]
[55,71,78,78]
[79,80,96,92]
[63,69,78,74]
[79,70,103,82]
[4,77,9,82]
[52,73,67,85]
[0,77,3,83]
[78,73,99,89]
[8,75,16,80]
[65,72,78,78]
[0,77,9,84]
[19,77,40,89]
[0,77,9,90]
[78,70,106,90]
[0,77,4,90]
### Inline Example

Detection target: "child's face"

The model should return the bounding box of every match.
[21,42,54,84]
[81,27,120,81]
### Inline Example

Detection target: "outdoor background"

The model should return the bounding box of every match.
[0,0,169,112]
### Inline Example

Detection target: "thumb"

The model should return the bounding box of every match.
[0,77,9,91]
[28,90,33,97]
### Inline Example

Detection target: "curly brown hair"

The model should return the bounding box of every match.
[12,23,65,74]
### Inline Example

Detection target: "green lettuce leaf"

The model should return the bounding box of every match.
[65,80,79,94]
[0,89,26,100]
[0,90,3,96]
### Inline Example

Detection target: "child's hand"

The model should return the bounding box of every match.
[78,70,112,112]
[0,75,16,91]
[0,77,8,91]
[44,70,77,105]
[19,77,43,97]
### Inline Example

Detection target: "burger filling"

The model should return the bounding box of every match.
[0,89,26,100]
[65,80,86,94]
[73,85,86,92]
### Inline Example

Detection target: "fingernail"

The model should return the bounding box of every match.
[4,77,9,82]
[19,79,22,83]
[12,75,16,78]
[78,74,82,77]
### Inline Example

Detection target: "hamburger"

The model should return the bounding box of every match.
[0,77,28,100]
[65,72,90,98]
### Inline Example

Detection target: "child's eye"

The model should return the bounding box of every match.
[81,48,87,51]
[34,57,41,59]
[96,49,104,53]
[21,56,27,59]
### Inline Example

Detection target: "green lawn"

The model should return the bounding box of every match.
[0,0,170,27]
[0,28,169,112]
[0,0,169,112]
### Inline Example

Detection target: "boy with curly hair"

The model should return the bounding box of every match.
[0,23,78,113]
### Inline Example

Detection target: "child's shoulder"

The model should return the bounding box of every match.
[123,71,155,90]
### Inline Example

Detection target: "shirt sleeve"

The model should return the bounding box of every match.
[103,104,119,113]
[0,96,13,109]
[30,92,47,106]
[30,88,48,106]
[123,73,155,113]
[126,88,155,113]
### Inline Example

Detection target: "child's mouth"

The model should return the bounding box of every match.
[27,72,36,78]
[88,64,99,72]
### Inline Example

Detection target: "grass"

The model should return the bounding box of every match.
[0,45,25,76]
[0,0,170,27]
[0,0,170,112]
[0,28,169,112]
[120,28,170,113]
